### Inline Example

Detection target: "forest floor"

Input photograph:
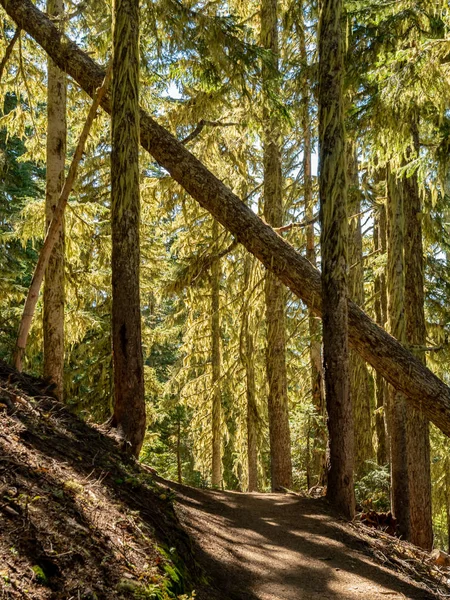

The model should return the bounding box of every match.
[170,481,449,599]
[0,360,449,600]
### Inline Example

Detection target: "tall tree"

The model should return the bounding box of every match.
[261,0,293,491]
[109,0,146,456]
[386,166,409,538]
[347,141,374,476]
[403,123,433,550]
[44,0,66,399]
[211,219,222,487]
[373,200,389,466]
[241,254,259,492]
[319,0,355,518]
[299,1,326,488]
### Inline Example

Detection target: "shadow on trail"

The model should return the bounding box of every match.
[167,482,436,600]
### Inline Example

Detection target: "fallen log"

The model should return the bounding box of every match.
[2,0,450,436]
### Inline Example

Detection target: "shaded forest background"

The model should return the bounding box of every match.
[2,0,450,550]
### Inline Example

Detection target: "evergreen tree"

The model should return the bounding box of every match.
[319,0,355,518]
[261,0,293,492]
[43,0,66,399]
[109,0,146,456]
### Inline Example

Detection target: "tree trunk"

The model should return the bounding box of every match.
[373,203,389,465]
[446,456,450,554]
[43,0,66,399]
[403,126,433,550]
[300,2,326,488]
[109,0,146,457]
[319,0,355,519]
[10,0,450,440]
[347,142,374,477]
[261,0,292,491]
[211,219,222,488]
[177,417,182,484]
[242,255,259,492]
[14,69,111,373]
[386,167,410,539]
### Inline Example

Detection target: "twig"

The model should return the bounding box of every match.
[180,119,239,145]
[275,214,319,234]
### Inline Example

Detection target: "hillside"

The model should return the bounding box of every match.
[1,361,449,599]
[0,361,218,600]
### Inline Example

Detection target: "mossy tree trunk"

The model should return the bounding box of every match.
[300,1,327,488]
[373,202,389,466]
[319,0,355,519]
[242,254,259,492]
[261,0,292,491]
[386,167,410,538]
[347,141,374,477]
[110,0,146,457]
[44,0,66,399]
[211,219,222,488]
[403,124,432,550]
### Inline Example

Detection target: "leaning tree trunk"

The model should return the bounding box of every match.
[300,1,326,488]
[319,0,355,519]
[211,219,222,488]
[109,0,146,457]
[403,125,432,551]
[261,0,292,491]
[347,141,374,477]
[386,167,410,539]
[43,0,66,399]
[14,70,110,373]
[373,202,389,466]
[10,0,450,441]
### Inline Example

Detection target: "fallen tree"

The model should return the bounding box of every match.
[3,0,450,436]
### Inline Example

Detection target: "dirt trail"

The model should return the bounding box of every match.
[170,484,435,600]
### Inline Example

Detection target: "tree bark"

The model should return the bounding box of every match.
[8,0,450,442]
[43,0,66,399]
[109,0,146,457]
[403,127,433,550]
[242,255,259,492]
[300,2,326,488]
[319,0,355,519]
[261,0,292,491]
[211,219,222,488]
[373,204,389,465]
[347,142,374,477]
[386,167,409,539]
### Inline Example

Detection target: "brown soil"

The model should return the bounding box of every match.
[0,360,208,600]
[170,483,445,600]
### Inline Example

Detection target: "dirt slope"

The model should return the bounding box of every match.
[170,484,445,600]
[0,361,212,600]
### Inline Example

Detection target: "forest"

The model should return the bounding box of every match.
[1,0,450,571]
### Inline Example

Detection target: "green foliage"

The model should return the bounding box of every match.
[355,462,391,512]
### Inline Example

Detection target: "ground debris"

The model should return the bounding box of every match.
[351,519,450,599]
